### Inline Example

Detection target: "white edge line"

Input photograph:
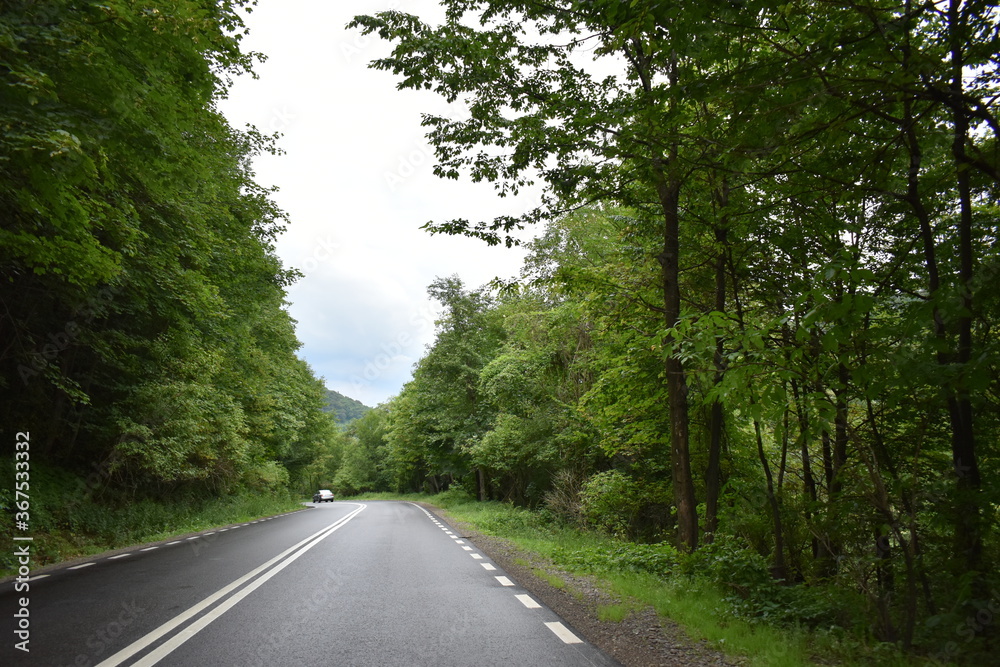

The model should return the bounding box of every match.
[97,504,367,667]
[69,563,95,570]
[545,621,583,644]
[28,574,49,581]
[516,594,541,609]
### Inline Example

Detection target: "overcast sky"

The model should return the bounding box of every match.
[218,0,541,407]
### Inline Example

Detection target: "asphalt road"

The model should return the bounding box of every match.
[3,501,619,666]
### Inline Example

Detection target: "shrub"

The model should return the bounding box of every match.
[551,541,680,578]
[689,535,861,629]
[579,470,670,540]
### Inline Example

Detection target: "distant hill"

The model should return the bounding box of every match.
[321,388,371,425]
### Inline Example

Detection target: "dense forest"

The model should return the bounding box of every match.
[341,0,999,661]
[321,388,371,426]
[2,0,997,661]
[1,1,338,502]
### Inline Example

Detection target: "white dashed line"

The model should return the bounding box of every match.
[516,594,541,609]
[455,540,465,544]
[166,541,181,545]
[186,537,199,541]
[495,576,514,586]
[108,553,131,560]
[545,621,583,644]
[481,563,496,571]
[29,574,49,581]
[204,532,215,536]
[471,554,483,560]
[140,547,159,552]
[462,546,473,551]
[69,563,95,570]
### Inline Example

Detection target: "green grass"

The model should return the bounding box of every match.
[531,567,567,589]
[597,603,629,623]
[0,461,305,577]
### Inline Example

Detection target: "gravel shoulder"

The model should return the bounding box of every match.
[428,505,747,667]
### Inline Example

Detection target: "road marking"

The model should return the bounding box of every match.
[28,574,49,581]
[97,504,368,667]
[108,554,131,560]
[140,547,159,552]
[545,622,583,644]
[219,529,228,532]
[481,563,496,571]
[166,541,181,545]
[186,537,199,541]
[455,540,465,544]
[462,546,473,551]
[470,554,483,560]
[69,563,95,570]
[495,576,514,586]
[516,594,541,609]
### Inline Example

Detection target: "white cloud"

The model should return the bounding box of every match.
[219,0,534,406]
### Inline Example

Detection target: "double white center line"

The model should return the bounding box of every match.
[97,504,366,667]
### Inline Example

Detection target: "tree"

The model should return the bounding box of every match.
[1,0,337,500]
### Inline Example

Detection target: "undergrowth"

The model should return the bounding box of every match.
[1,460,304,577]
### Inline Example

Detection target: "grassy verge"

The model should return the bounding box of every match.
[1,460,305,578]
[353,490,932,667]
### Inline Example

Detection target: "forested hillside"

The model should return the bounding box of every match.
[321,388,371,425]
[345,0,1000,661]
[1,1,337,517]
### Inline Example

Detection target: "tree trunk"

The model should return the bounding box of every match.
[705,186,730,542]
[657,171,697,552]
[946,0,982,572]
[750,392,787,580]
[637,43,696,552]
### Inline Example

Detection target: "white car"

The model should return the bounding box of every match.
[312,489,335,503]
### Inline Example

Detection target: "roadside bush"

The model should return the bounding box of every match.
[244,461,290,493]
[542,468,586,525]
[579,470,670,541]
[551,541,681,578]
[690,534,860,629]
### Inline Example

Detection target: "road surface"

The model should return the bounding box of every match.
[3,501,619,666]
